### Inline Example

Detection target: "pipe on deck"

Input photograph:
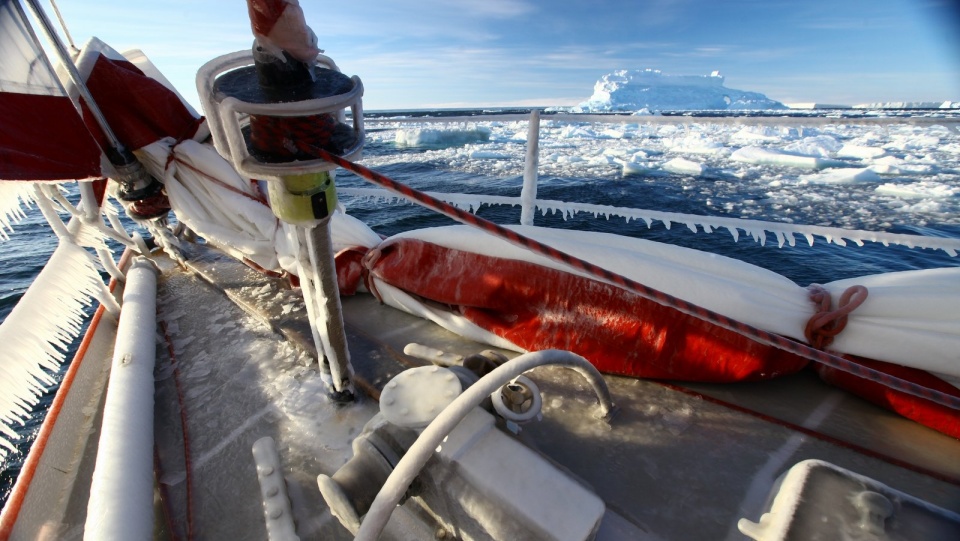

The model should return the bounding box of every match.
[83,257,159,541]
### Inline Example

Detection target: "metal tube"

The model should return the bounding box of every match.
[520,109,541,226]
[304,221,354,396]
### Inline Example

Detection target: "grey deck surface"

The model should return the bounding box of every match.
[153,242,960,540]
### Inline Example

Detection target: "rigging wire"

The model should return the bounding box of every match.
[46,0,76,52]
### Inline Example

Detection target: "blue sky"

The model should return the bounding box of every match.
[51,0,960,110]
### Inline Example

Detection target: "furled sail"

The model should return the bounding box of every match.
[0,0,202,458]
[0,0,105,182]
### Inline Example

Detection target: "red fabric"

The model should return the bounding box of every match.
[247,0,286,37]
[0,92,102,181]
[92,178,108,205]
[361,239,809,382]
[816,357,960,439]
[83,55,202,152]
[335,247,367,296]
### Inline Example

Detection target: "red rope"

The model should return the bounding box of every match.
[154,449,182,541]
[310,147,960,412]
[661,381,960,486]
[805,285,869,349]
[174,158,270,206]
[160,321,195,541]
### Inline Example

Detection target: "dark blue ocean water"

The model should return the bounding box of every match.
[2,110,958,508]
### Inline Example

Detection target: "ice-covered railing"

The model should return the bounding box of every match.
[338,186,960,255]
[0,242,104,459]
[0,183,37,241]
[351,111,960,256]
[370,112,960,130]
[0,182,140,459]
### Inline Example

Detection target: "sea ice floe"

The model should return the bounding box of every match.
[837,143,886,159]
[666,136,730,156]
[731,126,786,143]
[799,167,882,184]
[396,127,491,147]
[782,135,843,157]
[662,157,706,176]
[876,181,960,199]
[731,146,846,170]
[621,161,656,176]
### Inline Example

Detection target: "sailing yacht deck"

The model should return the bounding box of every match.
[146,242,960,540]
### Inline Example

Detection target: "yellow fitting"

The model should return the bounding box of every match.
[268,170,338,225]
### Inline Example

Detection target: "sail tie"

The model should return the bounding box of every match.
[805,284,869,349]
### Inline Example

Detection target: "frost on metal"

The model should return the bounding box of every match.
[0,242,103,458]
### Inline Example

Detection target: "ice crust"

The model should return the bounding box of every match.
[0,243,102,457]
[0,182,37,241]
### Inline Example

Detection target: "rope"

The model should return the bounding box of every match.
[249,114,341,160]
[160,321,195,541]
[309,147,960,412]
[805,285,869,349]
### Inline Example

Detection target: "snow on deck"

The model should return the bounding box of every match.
[153,244,960,539]
[153,261,378,539]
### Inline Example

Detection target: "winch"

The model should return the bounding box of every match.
[196,0,365,398]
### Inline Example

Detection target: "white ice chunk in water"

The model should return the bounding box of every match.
[837,144,886,159]
[621,161,654,177]
[876,181,959,199]
[731,146,846,170]
[731,126,782,143]
[800,167,882,184]
[662,157,706,176]
[666,135,730,156]
[395,127,491,147]
[783,135,843,158]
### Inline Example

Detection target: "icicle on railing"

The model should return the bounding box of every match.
[338,187,960,256]
[0,182,40,241]
[0,242,105,459]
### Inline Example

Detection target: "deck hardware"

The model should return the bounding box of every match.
[491,375,543,424]
[197,6,366,400]
[738,459,960,541]
[252,437,299,541]
[351,350,613,540]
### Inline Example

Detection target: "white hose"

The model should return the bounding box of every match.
[353,349,615,541]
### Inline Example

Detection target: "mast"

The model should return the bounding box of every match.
[197,0,365,399]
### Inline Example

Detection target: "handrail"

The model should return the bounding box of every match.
[355,110,960,254]
[338,187,960,255]
[367,111,960,127]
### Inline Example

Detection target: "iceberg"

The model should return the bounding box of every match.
[577,69,786,112]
